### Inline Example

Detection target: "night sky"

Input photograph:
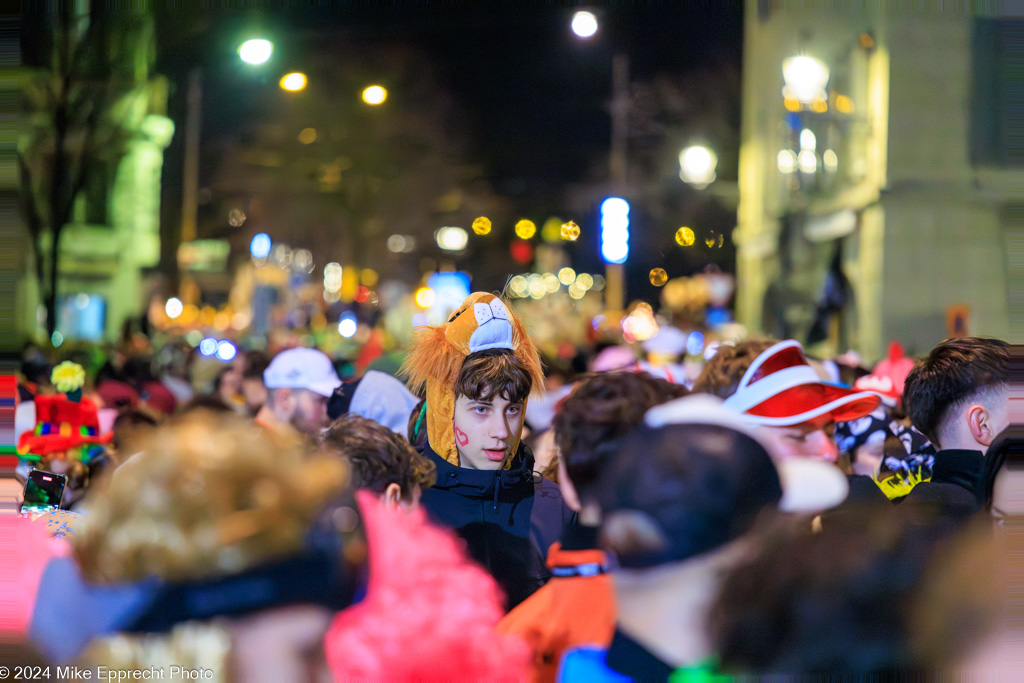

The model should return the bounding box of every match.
[153,6,744,293]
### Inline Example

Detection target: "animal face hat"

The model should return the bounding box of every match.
[401,293,544,466]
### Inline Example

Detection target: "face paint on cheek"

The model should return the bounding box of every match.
[454,425,469,447]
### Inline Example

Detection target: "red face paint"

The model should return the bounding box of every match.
[454,425,469,447]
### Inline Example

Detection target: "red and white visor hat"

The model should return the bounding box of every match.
[722,340,881,426]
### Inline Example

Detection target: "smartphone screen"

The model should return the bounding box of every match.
[20,469,68,515]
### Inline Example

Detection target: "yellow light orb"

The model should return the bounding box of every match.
[542,273,561,293]
[298,127,317,144]
[705,236,716,248]
[280,72,307,92]
[718,234,725,248]
[568,282,585,300]
[360,268,379,287]
[472,216,492,235]
[835,95,855,113]
[509,275,528,296]
[415,286,435,309]
[783,97,802,112]
[558,267,576,285]
[649,268,669,287]
[675,227,695,246]
[362,85,387,105]
[560,220,581,241]
[515,219,537,240]
[575,273,594,291]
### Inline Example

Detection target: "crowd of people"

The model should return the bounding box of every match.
[3,290,1021,680]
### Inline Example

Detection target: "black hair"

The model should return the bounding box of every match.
[902,337,1009,446]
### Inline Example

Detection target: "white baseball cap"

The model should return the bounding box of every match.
[263,347,342,397]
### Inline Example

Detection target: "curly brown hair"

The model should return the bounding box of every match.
[693,339,777,399]
[322,414,436,501]
[553,372,688,500]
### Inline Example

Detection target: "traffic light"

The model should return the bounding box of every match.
[600,197,629,264]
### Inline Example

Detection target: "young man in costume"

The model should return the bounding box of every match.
[401,292,551,608]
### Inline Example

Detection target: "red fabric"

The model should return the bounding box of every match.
[746,384,880,422]
[141,381,176,416]
[324,492,530,680]
[17,395,111,456]
[96,380,139,410]
[747,346,808,385]
[498,543,617,683]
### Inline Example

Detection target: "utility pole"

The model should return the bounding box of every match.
[605,52,629,316]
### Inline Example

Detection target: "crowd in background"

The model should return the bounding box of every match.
[3,292,1022,680]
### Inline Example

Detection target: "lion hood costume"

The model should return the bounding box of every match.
[401,292,544,467]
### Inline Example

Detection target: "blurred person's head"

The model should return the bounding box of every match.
[178,393,235,415]
[695,339,880,464]
[553,372,688,519]
[400,293,544,469]
[261,347,342,435]
[709,508,995,675]
[321,414,436,509]
[241,351,270,415]
[326,370,421,436]
[982,428,1024,521]
[903,337,1009,452]
[110,408,158,460]
[73,410,351,584]
[595,396,782,570]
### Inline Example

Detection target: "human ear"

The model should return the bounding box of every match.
[967,404,996,447]
[383,482,402,506]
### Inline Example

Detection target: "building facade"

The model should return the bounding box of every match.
[736,4,1017,360]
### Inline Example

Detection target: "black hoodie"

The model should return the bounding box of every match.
[419,442,548,608]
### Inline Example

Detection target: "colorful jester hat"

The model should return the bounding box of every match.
[17,362,111,464]
[401,293,544,466]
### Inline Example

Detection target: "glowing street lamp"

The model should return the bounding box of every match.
[279,72,307,91]
[782,55,830,104]
[238,39,273,65]
[679,145,718,189]
[436,226,469,252]
[571,11,599,38]
[362,85,387,105]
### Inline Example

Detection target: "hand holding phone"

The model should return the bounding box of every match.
[20,469,68,515]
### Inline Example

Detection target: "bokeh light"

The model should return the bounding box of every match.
[575,273,594,291]
[216,341,237,361]
[675,227,695,246]
[415,287,436,309]
[238,39,273,65]
[436,226,468,251]
[298,127,317,144]
[165,297,183,319]
[515,219,537,240]
[649,268,669,287]
[199,337,218,356]
[472,216,492,235]
[362,85,387,105]
[250,233,272,259]
[560,221,581,241]
[509,275,528,297]
[279,72,307,91]
[558,267,576,285]
[571,10,599,38]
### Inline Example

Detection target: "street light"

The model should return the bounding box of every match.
[571,11,599,38]
[436,226,468,251]
[279,72,307,91]
[782,55,829,104]
[679,145,718,189]
[362,85,387,105]
[238,39,273,65]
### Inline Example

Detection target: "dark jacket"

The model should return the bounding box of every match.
[419,442,548,608]
[895,449,985,523]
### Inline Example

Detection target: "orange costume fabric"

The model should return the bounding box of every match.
[400,292,544,466]
[497,543,617,683]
